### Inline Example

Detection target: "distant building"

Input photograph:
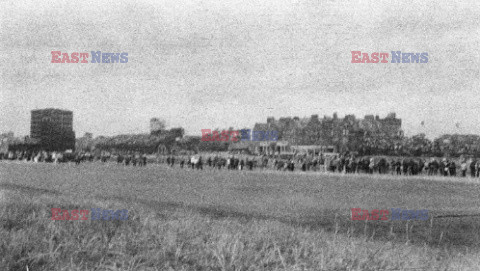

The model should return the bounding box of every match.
[228,140,293,156]
[150,118,165,135]
[30,108,75,151]
[291,145,337,156]
[253,112,403,154]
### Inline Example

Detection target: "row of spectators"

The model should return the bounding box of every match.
[325,156,479,177]
[2,150,480,177]
[0,150,148,166]
[155,154,480,177]
[0,150,67,163]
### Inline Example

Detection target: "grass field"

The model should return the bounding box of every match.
[1,162,480,270]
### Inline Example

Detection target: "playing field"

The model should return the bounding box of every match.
[1,162,480,270]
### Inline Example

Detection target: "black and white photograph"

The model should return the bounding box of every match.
[1,0,480,270]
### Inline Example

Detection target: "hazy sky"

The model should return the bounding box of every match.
[1,0,479,139]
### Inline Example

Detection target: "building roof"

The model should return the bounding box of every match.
[31,108,73,114]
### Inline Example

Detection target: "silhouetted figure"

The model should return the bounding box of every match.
[448,161,456,176]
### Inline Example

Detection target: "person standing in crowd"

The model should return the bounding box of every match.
[312,158,318,172]
[233,158,239,170]
[351,157,358,174]
[368,157,375,174]
[8,151,14,160]
[34,152,40,163]
[207,157,212,167]
[438,159,444,176]
[410,160,418,175]
[197,156,203,170]
[248,159,254,170]
[117,154,124,164]
[340,156,346,173]
[136,153,141,166]
[442,159,448,176]
[418,159,425,174]
[302,159,307,171]
[427,158,432,175]
[461,160,467,177]
[433,158,440,175]
[401,159,407,175]
[470,159,477,177]
[132,154,137,166]
[219,157,226,169]
[263,157,269,169]
[190,156,194,169]
[394,160,400,175]
[449,160,456,176]
[344,157,350,173]
[327,156,334,172]
[333,156,340,172]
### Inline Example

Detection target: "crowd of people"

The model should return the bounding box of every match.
[0,150,67,163]
[158,153,480,178]
[155,154,480,177]
[114,153,148,166]
[168,156,265,171]
[0,150,148,166]
[324,155,478,177]
[2,149,480,178]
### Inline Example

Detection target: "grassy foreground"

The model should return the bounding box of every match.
[1,162,480,270]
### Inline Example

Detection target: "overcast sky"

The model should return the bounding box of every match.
[1,0,479,139]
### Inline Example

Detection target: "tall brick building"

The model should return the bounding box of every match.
[31,108,75,151]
